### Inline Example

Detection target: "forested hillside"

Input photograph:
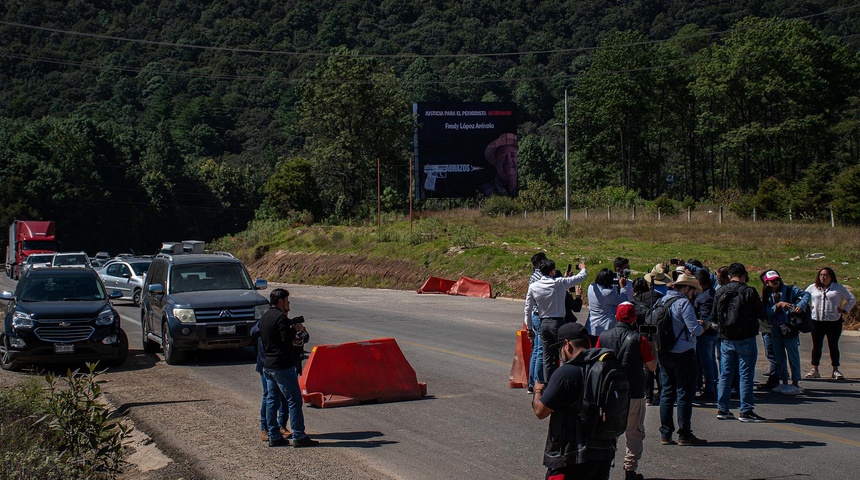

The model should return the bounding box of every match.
[3,1,860,252]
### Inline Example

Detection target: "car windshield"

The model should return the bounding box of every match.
[22,240,57,250]
[53,254,88,266]
[169,263,252,293]
[27,254,54,264]
[19,274,106,302]
[129,261,151,276]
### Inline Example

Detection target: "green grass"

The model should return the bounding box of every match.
[213,208,860,326]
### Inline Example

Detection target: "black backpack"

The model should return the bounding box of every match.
[715,286,744,336]
[645,296,683,353]
[579,349,630,440]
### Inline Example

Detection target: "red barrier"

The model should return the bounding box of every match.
[299,338,428,408]
[508,329,533,388]
[449,276,492,298]
[417,276,457,294]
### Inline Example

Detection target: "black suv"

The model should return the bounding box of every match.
[0,268,128,371]
[140,253,268,365]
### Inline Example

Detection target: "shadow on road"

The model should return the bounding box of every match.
[702,439,826,449]
[311,430,398,448]
[111,399,210,418]
[781,417,860,429]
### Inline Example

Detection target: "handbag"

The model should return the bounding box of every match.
[787,307,812,334]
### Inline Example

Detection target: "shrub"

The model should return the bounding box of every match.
[449,225,478,248]
[481,195,521,217]
[752,177,790,220]
[548,216,571,237]
[833,164,860,225]
[40,364,131,478]
[647,194,679,216]
[586,186,642,208]
[790,162,833,220]
[518,179,563,211]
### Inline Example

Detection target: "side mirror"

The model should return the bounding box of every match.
[122,273,131,279]
[254,279,268,290]
[148,283,164,295]
[0,291,14,301]
[109,290,123,299]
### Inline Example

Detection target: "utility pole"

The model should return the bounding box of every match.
[564,88,570,221]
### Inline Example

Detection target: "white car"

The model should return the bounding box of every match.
[21,253,55,275]
[98,259,151,306]
[51,252,92,269]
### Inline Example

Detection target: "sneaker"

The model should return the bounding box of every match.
[261,429,269,442]
[660,436,676,445]
[716,410,735,420]
[292,436,320,448]
[782,385,801,395]
[771,384,789,394]
[527,387,535,394]
[738,411,767,423]
[833,370,845,380]
[268,437,290,447]
[678,434,708,446]
[625,470,645,480]
[805,369,821,379]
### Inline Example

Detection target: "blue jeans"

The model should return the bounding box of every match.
[696,335,718,394]
[771,330,801,383]
[718,336,757,413]
[658,350,697,439]
[762,332,777,380]
[259,372,286,431]
[528,314,544,388]
[263,367,306,441]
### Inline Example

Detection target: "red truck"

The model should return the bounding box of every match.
[5,220,58,280]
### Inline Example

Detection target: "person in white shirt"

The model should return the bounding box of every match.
[804,267,856,380]
[524,259,587,381]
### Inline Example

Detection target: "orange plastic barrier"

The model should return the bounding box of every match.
[508,329,533,388]
[299,337,428,408]
[449,276,492,298]
[418,276,492,298]
[417,276,457,294]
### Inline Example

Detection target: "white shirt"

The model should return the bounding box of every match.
[523,269,587,326]
[806,283,856,322]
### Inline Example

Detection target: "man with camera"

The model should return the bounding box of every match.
[596,302,657,480]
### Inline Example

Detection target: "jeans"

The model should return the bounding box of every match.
[263,367,306,441]
[696,335,718,394]
[541,318,564,381]
[658,350,697,439]
[762,332,777,380]
[528,314,544,388]
[718,336,757,413]
[259,372,286,431]
[771,331,801,383]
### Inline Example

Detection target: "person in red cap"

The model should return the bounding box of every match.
[596,302,657,480]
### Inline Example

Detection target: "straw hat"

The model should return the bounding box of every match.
[484,133,517,165]
[644,263,672,285]
[671,273,703,293]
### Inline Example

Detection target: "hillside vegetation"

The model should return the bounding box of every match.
[3,1,860,253]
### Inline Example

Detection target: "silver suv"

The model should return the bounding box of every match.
[140,254,268,365]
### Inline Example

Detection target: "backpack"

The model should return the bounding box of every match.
[644,296,683,353]
[715,286,744,336]
[579,350,630,440]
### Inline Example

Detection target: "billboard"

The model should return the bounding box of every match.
[414,102,517,199]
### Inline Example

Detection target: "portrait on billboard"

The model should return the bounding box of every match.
[414,102,517,199]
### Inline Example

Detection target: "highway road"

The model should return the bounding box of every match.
[2,276,860,479]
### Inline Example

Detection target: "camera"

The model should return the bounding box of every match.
[639,324,658,334]
[613,268,631,282]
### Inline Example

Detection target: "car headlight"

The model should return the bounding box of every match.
[173,308,197,324]
[254,304,268,319]
[12,311,34,329]
[95,308,116,326]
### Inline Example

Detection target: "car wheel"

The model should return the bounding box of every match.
[0,334,23,372]
[141,310,159,354]
[162,320,185,365]
[107,329,129,367]
[132,288,142,307]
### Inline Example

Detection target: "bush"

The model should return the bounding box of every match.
[833,164,860,225]
[586,186,642,208]
[449,226,478,248]
[518,179,563,211]
[790,162,833,220]
[647,194,679,216]
[548,216,571,237]
[481,195,521,217]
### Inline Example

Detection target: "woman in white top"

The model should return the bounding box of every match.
[804,267,856,380]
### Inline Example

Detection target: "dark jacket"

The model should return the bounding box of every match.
[598,323,645,398]
[258,306,300,370]
[694,286,717,337]
[541,349,616,469]
[714,281,764,341]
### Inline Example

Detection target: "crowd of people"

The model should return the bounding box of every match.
[526,256,856,480]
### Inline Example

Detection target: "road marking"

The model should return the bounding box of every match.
[317,323,510,366]
[120,313,140,326]
[769,423,860,448]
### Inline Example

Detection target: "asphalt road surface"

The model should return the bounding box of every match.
[3,276,860,479]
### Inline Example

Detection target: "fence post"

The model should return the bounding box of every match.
[585,207,589,221]
[658,208,662,222]
[524,210,527,219]
[719,206,723,224]
[633,205,636,221]
[831,208,835,228]
[608,206,611,221]
[753,207,756,222]
[543,207,546,219]
[789,208,792,222]
[687,206,692,223]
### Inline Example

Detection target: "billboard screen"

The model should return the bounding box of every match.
[414,102,517,199]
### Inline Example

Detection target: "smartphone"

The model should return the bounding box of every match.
[566,263,572,275]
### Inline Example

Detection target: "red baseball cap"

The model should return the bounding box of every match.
[616,302,637,323]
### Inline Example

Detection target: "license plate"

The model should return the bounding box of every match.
[217,325,236,335]
[54,344,74,354]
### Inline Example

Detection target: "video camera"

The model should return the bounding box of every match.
[639,324,658,335]
[613,268,631,282]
